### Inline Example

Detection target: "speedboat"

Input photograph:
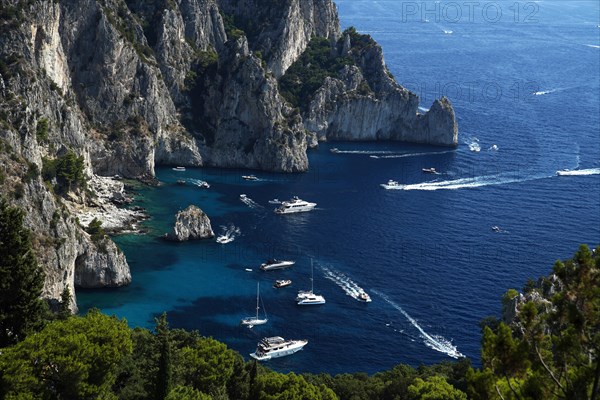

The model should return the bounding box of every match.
[194,180,210,188]
[274,196,317,214]
[422,167,437,174]
[273,279,292,288]
[492,226,501,232]
[357,291,372,303]
[242,175,259,181]
[380,179,400,189]
[172,166,186,172]
[250,337,308,361]
[240,194,247,199]
[556,169,570,176]
[330,148,340,153]
[216,235,234,244]
[176,180,186,185]
[260,259,295,271]
[268,199,282,204]
[241,283,268,328]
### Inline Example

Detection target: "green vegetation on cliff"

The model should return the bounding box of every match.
[0,202,598,400]
[0,198,47,348]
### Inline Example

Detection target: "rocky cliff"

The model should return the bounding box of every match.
[0,0,457,309]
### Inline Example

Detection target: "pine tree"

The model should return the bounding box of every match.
[155,313,172,400]
[0,197,47,347]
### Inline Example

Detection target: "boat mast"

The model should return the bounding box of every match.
[310,259,314,293]
[255,282,260,320]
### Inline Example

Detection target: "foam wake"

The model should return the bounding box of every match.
[333,150,396,155]
[533,88,562,96]
[557,168,600,176]
[217,224,241,243]
[382,172,550,191]
[239,195,263,209]
[373,290,464,359]
[321,265,370,302]
[370,150,455,159]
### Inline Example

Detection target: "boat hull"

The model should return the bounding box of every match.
[250,340,307,361]
[260,262,295,271]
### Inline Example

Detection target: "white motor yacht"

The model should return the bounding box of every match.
[422,167,437,174]
[172,166,186,172]
[250,337,308,361]
[274,196,317,214]
[242,175,259,181]
[260,259,295,271]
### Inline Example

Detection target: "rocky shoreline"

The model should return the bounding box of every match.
[69,175,148,235]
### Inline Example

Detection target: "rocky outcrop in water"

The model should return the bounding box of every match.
[166,205,214,242]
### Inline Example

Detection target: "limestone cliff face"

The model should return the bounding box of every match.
[217,0,341,77]
[303,34,458,146]
[166,205,214,241]
[0,0,458,309]
[191,37,308,172]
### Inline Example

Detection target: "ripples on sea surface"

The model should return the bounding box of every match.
[78,0,600,374]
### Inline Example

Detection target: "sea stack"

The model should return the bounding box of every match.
[166,205,214,242]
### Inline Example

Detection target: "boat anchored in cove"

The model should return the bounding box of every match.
[241,283,268,328]
[250,337,308,361]
[260,259,295,271]
[296,260,325,305]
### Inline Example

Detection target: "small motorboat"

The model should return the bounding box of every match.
[380,179,400,189]
[193,180,210,188]
[240,194,247,199]
[330,148,340,153]
[176,180,187,185]
[556,169,570,176]
[268,198,282,205]
[357,291,372,303]
[242,175,259,181]
[245,268,253,272]
[273,279,292,288]
[172,166,186,172]
[492,226,501,232]
[422,167,437,174]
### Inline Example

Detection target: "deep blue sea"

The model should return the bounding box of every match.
[78,0,600,375]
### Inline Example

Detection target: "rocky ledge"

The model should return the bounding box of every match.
[69,175,148,234]
[165,205,214,241]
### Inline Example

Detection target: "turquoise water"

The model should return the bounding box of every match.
[78,0,600,374]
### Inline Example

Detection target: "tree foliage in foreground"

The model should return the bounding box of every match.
[468,244,600,400]
[0,198,47,348]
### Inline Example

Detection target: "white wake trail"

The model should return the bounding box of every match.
[240,195,264,209]
[370,150,455,159]
[383,172,551,191]
[321,265,370,302]
[333,150,397,155]
[373,290,464,359]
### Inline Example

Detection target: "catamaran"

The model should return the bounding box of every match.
[296,259,325,305]
[241,283,268,328]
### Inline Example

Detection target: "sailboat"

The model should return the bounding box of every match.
[241,283,268,328]
[296,259,326,305]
